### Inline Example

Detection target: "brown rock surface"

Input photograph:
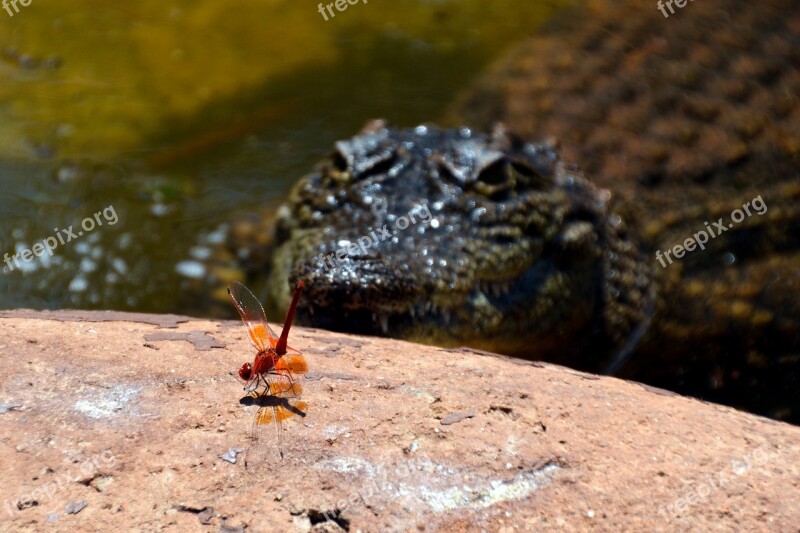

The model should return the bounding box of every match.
[1,310,798,532]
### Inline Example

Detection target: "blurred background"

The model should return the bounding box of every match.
[0,0,570,316]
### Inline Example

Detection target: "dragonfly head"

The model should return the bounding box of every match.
[238,362,253,382]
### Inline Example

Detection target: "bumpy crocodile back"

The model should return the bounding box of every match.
[452,0,800,191]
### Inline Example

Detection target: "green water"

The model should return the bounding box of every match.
[0,0,569,315]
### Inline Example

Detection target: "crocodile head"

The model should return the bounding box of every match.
[267,120,652,368]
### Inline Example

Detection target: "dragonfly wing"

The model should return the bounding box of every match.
[246,396,308,465]
[267,377,304,398]
[254,400,308,424]
[274,352,309,376]
[227,281,278,352]
[244,392,308,421]
[275,400,308,421]
[244,403,279,466]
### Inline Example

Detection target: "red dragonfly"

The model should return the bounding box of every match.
[227,280,308,462]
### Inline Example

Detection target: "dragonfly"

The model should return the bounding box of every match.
[227,280,308,462]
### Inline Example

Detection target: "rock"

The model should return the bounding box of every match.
[64,500,88,515]
[0,310,798,530]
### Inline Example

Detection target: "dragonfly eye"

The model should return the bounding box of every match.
[238,362,252,381]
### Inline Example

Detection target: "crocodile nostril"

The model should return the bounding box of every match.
[331,150,349,172]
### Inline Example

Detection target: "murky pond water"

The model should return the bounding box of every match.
[0,0,567,314]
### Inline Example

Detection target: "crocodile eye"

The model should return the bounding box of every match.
[510,159,552,190]
[476,158,508,186]
[510,160,535,179]
[474,158,513,200]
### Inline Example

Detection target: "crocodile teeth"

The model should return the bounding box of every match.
[409,306,416,319]
[478,280,512,298]
[441,308,451,324]
[379,313,389,334]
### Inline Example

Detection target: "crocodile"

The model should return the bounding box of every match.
[268,121,653,373]
[229,0,800,421]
